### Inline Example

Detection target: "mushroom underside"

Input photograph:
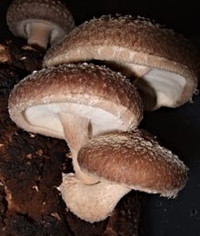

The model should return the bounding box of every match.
[19,102,133,139]
[105,63,187,110]
[22,20,67,48]
[134,68,187,110]
[44,45,190,110]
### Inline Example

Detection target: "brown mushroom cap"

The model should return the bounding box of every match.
[8,63,143,140]
[6,0,75,49]
[78,129,188,198]
[43,15,200,110]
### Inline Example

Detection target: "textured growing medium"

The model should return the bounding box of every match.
[0,44,10,64]
[0,43,73,235]
[6,0,75,36]
[78,129,188,198]
[8,63,143,138]
[0,39,44,72]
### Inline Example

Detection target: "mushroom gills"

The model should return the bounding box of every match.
[23,102,128,138]
[104,61,186,110]
[135,68,186,110]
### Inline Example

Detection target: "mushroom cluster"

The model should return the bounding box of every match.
[7,10,199,224]
[8,64,188,222]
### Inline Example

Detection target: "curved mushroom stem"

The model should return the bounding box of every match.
[59,112,98,185]
[58,173,131,223]
[25,21,54,49]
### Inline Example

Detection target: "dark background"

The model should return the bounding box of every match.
[1,1,200,235]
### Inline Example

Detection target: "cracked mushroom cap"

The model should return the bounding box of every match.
[6,0,75,49]
[8,63,143,140]
[43,15,200,110]
[77,129,188,198]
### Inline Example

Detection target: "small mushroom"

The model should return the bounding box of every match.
[43,15,200,110]
[8,62,143,183]
[59,129,188,223]
[6,0,75,49]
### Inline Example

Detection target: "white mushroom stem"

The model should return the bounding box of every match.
[59,173,131,223]
[59,112,97,185]
[25,21,54,49]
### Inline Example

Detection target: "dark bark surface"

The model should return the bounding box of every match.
[0,38,145,236]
